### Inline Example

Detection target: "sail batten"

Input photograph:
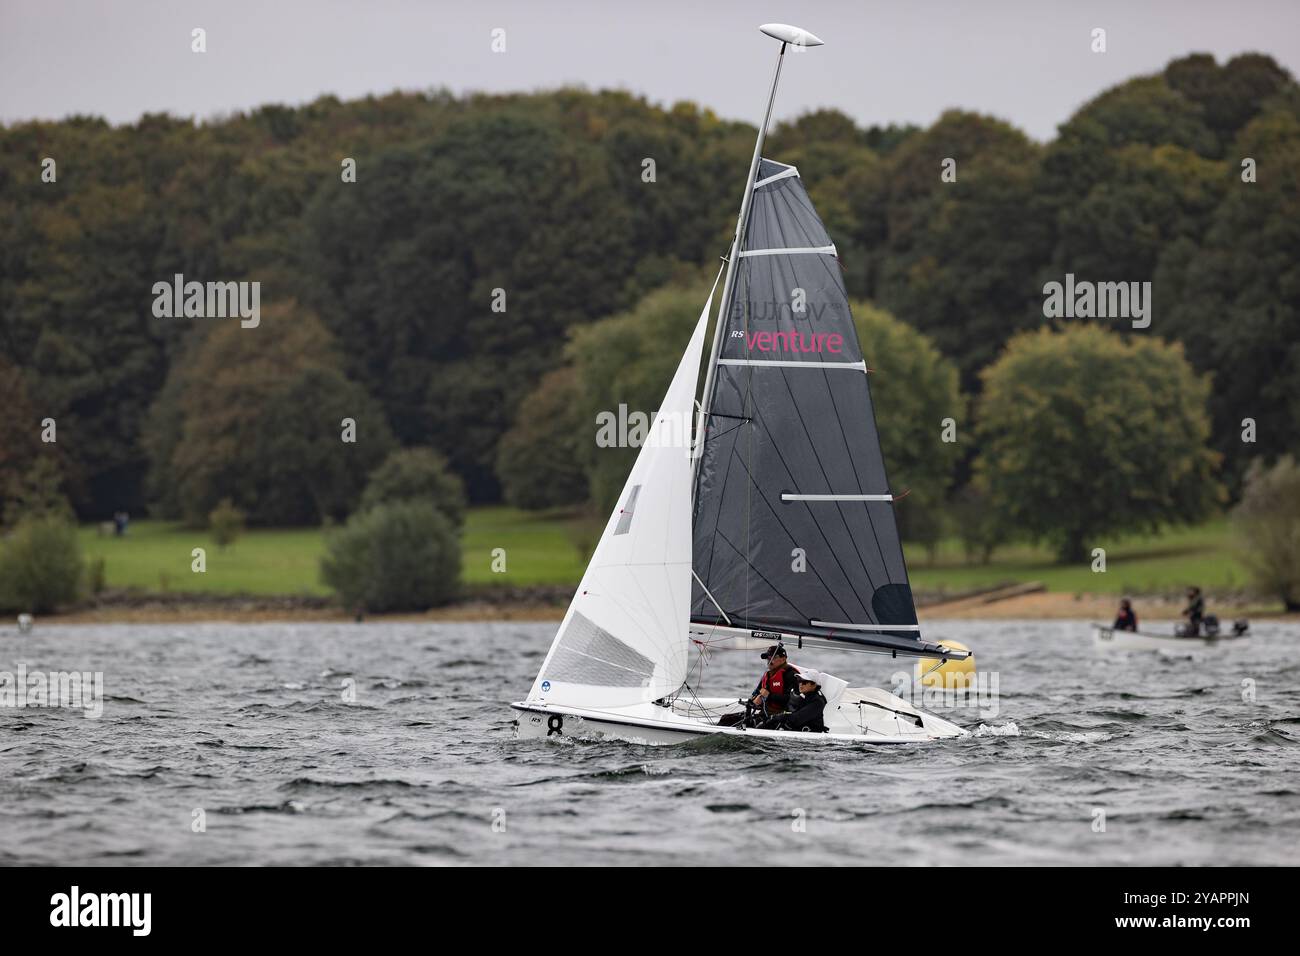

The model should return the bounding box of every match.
[691,156,925,653]
[739,245,837,258]
[718,358,867,370]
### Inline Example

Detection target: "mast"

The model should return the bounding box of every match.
[692,24,824,502]
[689,26,939,659]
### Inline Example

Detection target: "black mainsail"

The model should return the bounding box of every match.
[691,158,934,657]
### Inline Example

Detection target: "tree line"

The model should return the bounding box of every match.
[1,53,1298,599]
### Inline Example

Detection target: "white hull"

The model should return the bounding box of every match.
[512,686,966,746]
[1092,623,1250,652]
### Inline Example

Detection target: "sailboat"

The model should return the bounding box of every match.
[1091,621,1250,651]
[511,24,970,745]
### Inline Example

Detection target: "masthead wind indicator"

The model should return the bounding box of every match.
[758,23,824,47]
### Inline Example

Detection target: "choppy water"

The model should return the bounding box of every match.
[1,619,1297,865]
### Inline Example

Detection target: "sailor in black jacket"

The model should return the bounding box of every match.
[762,669,828,732]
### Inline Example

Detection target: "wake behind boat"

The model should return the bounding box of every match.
[510,23,971,747]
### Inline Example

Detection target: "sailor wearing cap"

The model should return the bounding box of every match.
[748,643,800,719]
[761,667,829,733]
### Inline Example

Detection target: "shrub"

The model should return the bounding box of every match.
[320,501,460,612]
[209,498,246,550]
[0,516,84,612]
[1233,456,1300,611]
[359,448,466,529]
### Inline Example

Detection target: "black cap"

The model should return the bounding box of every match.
[760,643,787,660]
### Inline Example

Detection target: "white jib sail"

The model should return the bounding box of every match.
[527,287,715,711]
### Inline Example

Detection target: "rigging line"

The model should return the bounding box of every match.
[706,418,747,447]
[766,368,878,615]
[742,256,753,630]
[819,363,893,586]
[676,617,727,708]
[696,255,758,615]
[712,527,808,624]
[696,382,747,604]
[690,258,734,480]
[692,568,732,626]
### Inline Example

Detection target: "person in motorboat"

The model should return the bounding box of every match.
[749,644,800,721]
[1178,586,1205,637]
[761,669,828,733]
[1113,598,1138,632]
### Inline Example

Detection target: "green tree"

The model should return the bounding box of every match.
[569,283,708,512]
[868,111,1051,385]
[950,483,1006,564]
[146,303,394,525]
[974,325,1219,562]
[208,498,246,550]
[0,515,84,613]
[1165,53,1293,148]
[359,447,467,528]
[851,302,963,543]
[1233,456,1300,610]
[495,367,589,510]
[0,357,75,522]
[253,365,396,524]
[1159,95,1300,482]
[3,457,74,528]
[320,501,460,612]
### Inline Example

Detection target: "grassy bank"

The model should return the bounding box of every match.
[78,507,595,595]
[79,510,1250,600]
[908,519,1248,597]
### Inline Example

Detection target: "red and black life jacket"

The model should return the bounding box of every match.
[759,666,797,711]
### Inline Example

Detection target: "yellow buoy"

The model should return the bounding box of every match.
[916,639,976,689]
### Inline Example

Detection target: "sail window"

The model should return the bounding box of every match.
[543,612,657,687]
[613,485,641,535]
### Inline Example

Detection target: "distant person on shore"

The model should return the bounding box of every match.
[113,510,129,536]
[1180,586,1204,637]
[1113,598,1138,632]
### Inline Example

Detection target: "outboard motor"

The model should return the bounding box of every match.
[1203,615,1220,637]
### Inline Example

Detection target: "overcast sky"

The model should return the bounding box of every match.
[3,0,1299,140]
